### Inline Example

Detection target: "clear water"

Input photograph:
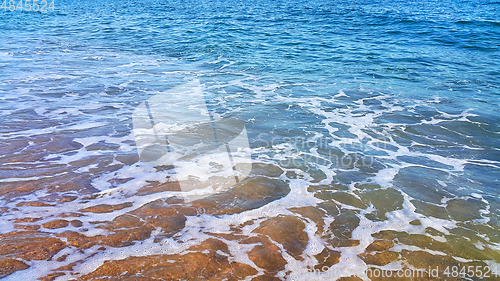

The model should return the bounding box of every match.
[1,0,499,280]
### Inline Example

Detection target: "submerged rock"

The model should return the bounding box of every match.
[359,188,404,221]
[129,200,194,236]
[79,202,133,213]
[78,238,257,281]
[327,192,367,209]
[327,209,360,248]
[289,206,327,234]
[0,231,66,261]
[253,216,308,260]
[249,163,284,178]
[191,176,290,215]
[330,209,359,238]
[42,219,69,229]
[359,251,400,266]
[365,239,394,252]
[446,198,486,221]
[243,236,287,272]
[314,247,341,270]
[60,199,195,248]
[0,258,30,279]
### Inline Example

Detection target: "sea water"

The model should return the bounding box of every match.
[1,0,499,280]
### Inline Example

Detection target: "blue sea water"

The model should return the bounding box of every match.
[1,0,500,280]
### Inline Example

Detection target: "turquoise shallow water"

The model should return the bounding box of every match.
[1,0,500,280]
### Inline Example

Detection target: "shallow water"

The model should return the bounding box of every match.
[1,0,500,280]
